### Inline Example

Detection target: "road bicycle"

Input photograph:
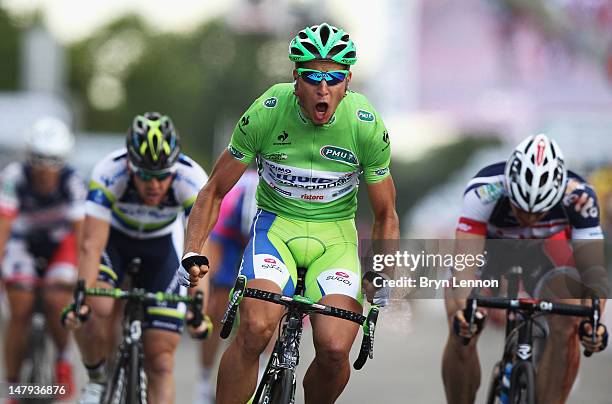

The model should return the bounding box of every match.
[72,258,205,404]
[462,266,602,404]
[221,268,379,404]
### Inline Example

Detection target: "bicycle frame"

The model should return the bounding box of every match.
[221,272,378,404]
[72,258,204,404]
[105,290,148,404]
[465,266,599,404]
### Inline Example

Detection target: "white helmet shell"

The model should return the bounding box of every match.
[504,134,567,213]
[26,117,74,160]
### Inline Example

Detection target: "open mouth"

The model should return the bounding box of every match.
[314,102,329,121]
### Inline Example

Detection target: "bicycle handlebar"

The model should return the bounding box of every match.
[220,275,379,369]
[465,296,601,356]
[72,280,204,328]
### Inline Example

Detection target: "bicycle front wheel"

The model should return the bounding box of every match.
[509,362,536,404]
[103,351,128,404]
[269,368,295,404]
[127,342,147,404]
[485,361,503,404]
[256,368,295,404]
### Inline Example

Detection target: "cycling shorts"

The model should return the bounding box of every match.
[210,233,244,288]
[239,210,362,304]
[1,233,77,287]
[96,223,187,334]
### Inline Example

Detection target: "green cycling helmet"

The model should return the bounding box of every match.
[289,23,357,66]
[126,112,180,171]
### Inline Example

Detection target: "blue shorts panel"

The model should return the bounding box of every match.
[210,233,243,288]
[239,210,296,295]
[97,228,187,333]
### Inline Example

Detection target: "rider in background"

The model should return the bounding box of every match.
[0,118,85,400]
[443,134,608,404]
[63,112,211,404]
[195,169,258,404]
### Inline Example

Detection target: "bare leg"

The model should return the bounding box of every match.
[216,279,284,404]
[303,294,360,404]
[143,329,180,404]
[3,286,35,381]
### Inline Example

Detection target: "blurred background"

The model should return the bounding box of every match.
[1,0,612,402]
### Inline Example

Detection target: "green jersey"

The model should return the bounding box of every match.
[228,83,391,221]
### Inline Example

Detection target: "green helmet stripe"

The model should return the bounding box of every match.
[146,120,163,162]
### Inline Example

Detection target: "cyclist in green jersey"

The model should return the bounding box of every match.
[179,23,399,403]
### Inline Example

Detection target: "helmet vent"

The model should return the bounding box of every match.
[298,31,308,40]
[302,42,319,56]
[539,172,549,187]
[525,168,533,185]
[291,47,304,56]
[329,44,345,57]
[320,25,330,46]
[341,34,349,41]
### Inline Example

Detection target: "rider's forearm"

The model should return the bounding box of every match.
[574,239,609,300]
[371,210,400,241]
[73,219,84,263]
[0,216,14,262]
[77,217,110,288]
[78,240,106,288]
[370,212,399,279]
[183,184,223,255]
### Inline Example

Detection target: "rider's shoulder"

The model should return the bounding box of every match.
[90,148,129,185]
[563,171,598,201]
[463,162,506,203]
[343,91,381,127]
[173,153,208,191]
[0,161,26,182]
[253,83,294,113]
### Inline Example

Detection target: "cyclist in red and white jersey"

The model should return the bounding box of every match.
[443,134,608,404]
[0,118,86,399]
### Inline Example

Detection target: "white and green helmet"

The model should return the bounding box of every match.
[288,23,357,66]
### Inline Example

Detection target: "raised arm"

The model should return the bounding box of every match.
[181,151,248,285]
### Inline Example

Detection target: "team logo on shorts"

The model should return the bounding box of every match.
[253,254,290,289]
[317,269,359,297]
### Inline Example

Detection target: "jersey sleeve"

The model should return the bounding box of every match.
[0,163,21,219]
[227,90,273,164]
[65,170,87,222]
[85,159,115,223]
[563,180,604,239]
[456,171,505,236]
[359,108,391,184]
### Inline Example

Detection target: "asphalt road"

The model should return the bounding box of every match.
[2,298,611,403]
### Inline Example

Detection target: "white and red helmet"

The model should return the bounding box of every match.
[504,134,568,213]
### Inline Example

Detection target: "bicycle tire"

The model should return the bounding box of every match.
[268,368,294,404]
[127,342,147,404]
[254,353,276,403]
[256,368,294,404]
[21,322,53,403]
[103,352,128,404]
[509,361,536,404]
[485,361,503,404]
